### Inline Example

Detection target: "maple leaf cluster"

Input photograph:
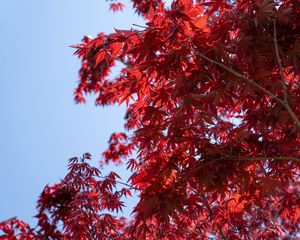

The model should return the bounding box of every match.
[1,0,300,239]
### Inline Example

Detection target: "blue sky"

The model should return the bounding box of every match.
[0,0,143,224]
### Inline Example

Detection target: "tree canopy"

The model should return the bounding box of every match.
[1,0,300,239]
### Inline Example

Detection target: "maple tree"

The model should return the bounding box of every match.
[1,0,300,239]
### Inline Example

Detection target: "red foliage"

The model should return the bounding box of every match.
[1,0,300,239]
[110,2,125,12]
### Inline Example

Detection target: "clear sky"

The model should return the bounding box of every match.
[0,0,143,225]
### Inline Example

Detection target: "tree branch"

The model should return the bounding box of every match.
[188,35,300,128]
[164,28,283,103]
[184,155,300,183]
[273,19,300,128]
[224,155,300,162]
[281,103,300,128]
[132,24,300,128]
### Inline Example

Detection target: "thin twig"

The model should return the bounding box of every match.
[100,176,140,190]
